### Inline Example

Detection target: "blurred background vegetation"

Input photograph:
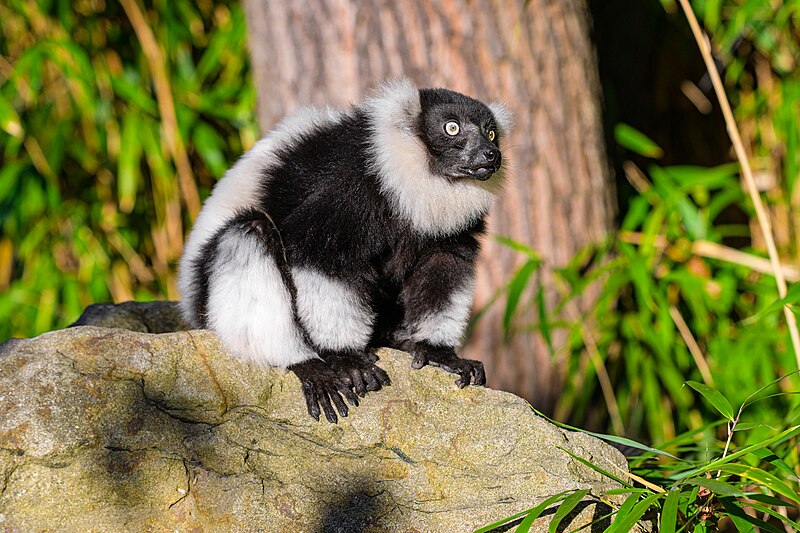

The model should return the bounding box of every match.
[0,0,258,338]
[1,0,799,461]
[2,0,799,528]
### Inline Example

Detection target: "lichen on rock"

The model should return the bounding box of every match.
[0,301,638,531]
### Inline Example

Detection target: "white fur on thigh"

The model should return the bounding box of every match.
[207,232,317,368]
[409,277,475,347]
[292,267,375,351]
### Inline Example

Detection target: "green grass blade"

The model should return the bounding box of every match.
[472,491,572,533]
[660,489,680,533]
[607,493,661,533]
[558,447,630,487]
[719,496,781,533]
[716,463,800,505]
[548,489,590,533]
[532,407,680,460]
[682,477,746,497]
[515,491,574,533]
[607,493,639,529]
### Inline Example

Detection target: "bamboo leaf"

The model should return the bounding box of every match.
[0,94,24,138]
[674,425,800,481]
[614,123,664,158]
[472,491,573,533]
[683,477,744,497]
[745,501,800,530]
[685,381,735,421]
[117,113,142,214]
[719,497,782,533]
[607,493,661,533]
[548,489,590,533]
[503,259,538,333]
[192,122,227,177]
[659,490,680,533]
[494,235,542,262]
[748,447,799,481]
[716,463,800,504]
[743,283,800,326]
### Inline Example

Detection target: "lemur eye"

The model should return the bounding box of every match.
[444,121,460,136]
[488,130,496,142]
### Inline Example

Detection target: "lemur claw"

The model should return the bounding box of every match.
[291,359,354,423]
[327,351,391,398]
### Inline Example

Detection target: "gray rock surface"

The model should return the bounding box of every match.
[0,301,633,531]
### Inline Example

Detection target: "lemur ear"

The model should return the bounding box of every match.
[488,102,513,136]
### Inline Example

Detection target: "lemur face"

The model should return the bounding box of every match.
[417,88,502,182]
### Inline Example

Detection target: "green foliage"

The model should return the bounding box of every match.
[481,1,800,529]
[476,379,799,531]
[542,160,797,445]
[697,0,800,259]
[0,0,258,338]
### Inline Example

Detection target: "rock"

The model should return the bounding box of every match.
[70,300,193,333]
[1,301,637,532]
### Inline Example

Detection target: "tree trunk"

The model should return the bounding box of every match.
[244,0,615,412]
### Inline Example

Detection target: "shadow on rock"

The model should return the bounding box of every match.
[320,483,384,533]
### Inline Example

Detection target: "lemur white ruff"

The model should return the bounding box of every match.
[178,80,511,423]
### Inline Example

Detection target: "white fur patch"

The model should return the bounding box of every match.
[488,102,514,136]
[292,267,375,351]
[409,277,476,346]
[205,231,317,368]
[178,106,344,322]
[364,79,505,238]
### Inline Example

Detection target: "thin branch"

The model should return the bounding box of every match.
[619,231,800,282]
[669,306,714,387]
[678,0,800,368]
[119,0,201,221]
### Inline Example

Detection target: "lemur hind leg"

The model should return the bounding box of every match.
[208,209,359,423]
[242,213,390,421]
[291,265,391,405]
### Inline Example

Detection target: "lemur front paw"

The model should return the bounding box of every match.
[402,341,486,388]
[290,359,360,423]
[326,351,391,398]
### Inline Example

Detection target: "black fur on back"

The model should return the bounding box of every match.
[245,107,488,339]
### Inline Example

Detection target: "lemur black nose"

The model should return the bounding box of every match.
[482,149,500,164]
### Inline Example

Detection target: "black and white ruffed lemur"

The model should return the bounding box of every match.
[178,80,511,423]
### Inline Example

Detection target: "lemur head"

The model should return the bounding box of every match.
[365,80,512,235]
[417,88,508,182]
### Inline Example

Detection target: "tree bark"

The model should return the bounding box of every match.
[244,0,615,412]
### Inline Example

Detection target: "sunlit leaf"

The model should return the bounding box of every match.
[503,260,538,334]
[472,491,574,533]
[685,381,735,421]
[614,123,664,158]
[607,493,661,533]
[743,283,800,326]
[659,490,680,533]
[0,94,24,138]
[547,489,589,533]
